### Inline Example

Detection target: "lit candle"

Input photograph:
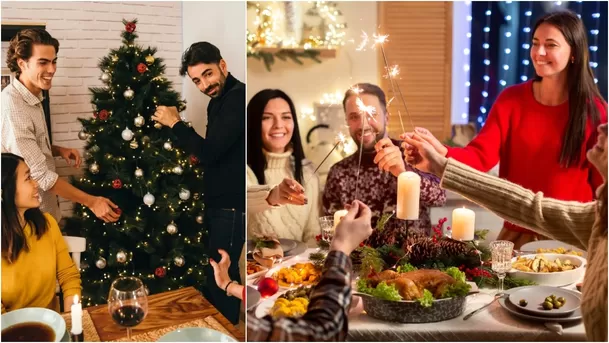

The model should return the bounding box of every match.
[70,294,83,335]
[451,207,475,241]
[333,209,348,229]
[396,171,421,220]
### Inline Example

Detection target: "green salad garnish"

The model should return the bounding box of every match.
[356,279,402,301]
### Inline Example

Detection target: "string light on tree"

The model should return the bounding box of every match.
[462,1,473,120]
[590,4,600,84]
[520,3,533,83]
[478,3,492,127]
[499,1,513,90]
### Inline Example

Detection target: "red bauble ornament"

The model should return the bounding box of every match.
[99,109,109,120]
[189,155,199,165]
[155,266,166,278]
[125,22,136,33]
[137,63,147,74]
[114,208,122,215]
[112,179,122,189]
[257,277,279,298]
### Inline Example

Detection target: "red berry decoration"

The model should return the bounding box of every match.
[189,155,199,165]
[112,179,122,189]
[155,266,166,278]
[257,277,279,298]
[137,63,147,74]
[93,111,99,119]
[98,109,109,120]
[125,22,136,33]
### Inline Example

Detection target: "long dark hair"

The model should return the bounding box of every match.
[247,89,305,185]
[1,153,48,263]
[532,11,606,167]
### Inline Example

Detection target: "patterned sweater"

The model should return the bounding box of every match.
[442,158,607,342]
[322,139,446,233]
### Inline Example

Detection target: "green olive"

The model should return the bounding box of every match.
[545,296,553,303]
[543,301,554,310]
[557,297,566,303]
[553,300,562,308]
[519,299,528,306]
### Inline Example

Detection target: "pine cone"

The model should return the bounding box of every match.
[437,238,471,257]
[403,236,441,265]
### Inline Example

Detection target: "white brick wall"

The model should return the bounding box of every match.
[1,1,183,218]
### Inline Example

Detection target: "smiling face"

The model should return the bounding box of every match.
[187,60,228,98]
[17,44,57,96]
[530,23,572,79]
[344,93,387,151]
[14,160,41,211]
[587,123,608,180]
[261,98,294,153]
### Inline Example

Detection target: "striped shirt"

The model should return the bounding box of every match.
[247,250,352,341]
[1,77,60,221]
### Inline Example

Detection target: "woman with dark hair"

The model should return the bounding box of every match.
[1,153,81,313]
[405,10,607,249]
[247,89,321,242]
[403,122,608,341]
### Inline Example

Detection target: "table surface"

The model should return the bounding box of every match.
[249,248,587,342]
[85,287,244,342]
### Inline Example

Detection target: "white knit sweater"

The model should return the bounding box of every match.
[247,149,321,242]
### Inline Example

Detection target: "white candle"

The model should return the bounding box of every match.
[70,294,83,335]
[333,210,348,229]
[452,207,475,241]
[397,171,421,220]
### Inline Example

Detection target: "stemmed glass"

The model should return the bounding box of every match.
[108,276,148,340]
[319,216,335,243]
[490,240,514,293]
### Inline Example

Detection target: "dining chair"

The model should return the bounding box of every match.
[57,236,86,311]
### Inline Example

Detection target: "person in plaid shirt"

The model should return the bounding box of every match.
[1,28,119,223]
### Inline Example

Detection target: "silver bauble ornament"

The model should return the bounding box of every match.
[123,87,134,100]
[90,145,100,152]
[163,141,173,151]
[179,189,190,201]
[173,165,183,175]
[200,255,209,266]
[130,139,139,149]
[166,222,178,235]
[95,257,107,269]
[154,122,163,129]
[134,168,144,178]
[196,215,204,224]
[101,72,110,82]
[143,192,155,206]
[89,162,100,174]
[78,130,89,140]
[134,115,145,127]
[121,127,134,141]
[116,251,127,263]
[174,256,185,267]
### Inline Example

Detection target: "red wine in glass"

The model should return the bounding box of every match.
[111,305,146,327]
[108,277,148,339]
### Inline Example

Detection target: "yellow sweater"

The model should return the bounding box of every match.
[1,213,81,313]
[441,159,607,342]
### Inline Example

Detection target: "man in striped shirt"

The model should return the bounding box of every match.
[1,28,119,223]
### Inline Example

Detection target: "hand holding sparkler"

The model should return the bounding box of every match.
[373,138,406,177]
[400,132,448,177]
[267,178,308,206]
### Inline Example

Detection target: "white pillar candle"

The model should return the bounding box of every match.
[333,209,348,229]
[451,207,475,241]
[70,294,83,335]
[397,171,421,220]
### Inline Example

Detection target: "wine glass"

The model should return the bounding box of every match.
[108,276,148,339]
[319,216,334,243]
[490,240,514,293]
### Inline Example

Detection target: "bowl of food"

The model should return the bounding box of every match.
[247,261,268,281]
[354,268,474,323]
[255,286,313,319]
[1,307,66,342]
[266,261,321,289]
[508,254,586,287]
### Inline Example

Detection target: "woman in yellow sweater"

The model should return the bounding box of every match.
[402,123,607,341]
[247,89,321,243]
[1,153,81,313]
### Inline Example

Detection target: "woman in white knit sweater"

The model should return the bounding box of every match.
[247,89,321,242]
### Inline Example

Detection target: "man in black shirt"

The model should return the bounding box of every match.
[152,42,244,324]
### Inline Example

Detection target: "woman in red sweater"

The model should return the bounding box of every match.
[404,11,607,249]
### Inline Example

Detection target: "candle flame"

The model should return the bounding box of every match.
[73,294,79,304]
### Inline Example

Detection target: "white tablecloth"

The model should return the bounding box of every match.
[249,248,587,342]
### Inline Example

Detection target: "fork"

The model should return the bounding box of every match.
[463,292,507,320]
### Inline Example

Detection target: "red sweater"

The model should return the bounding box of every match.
[447,80,607,234]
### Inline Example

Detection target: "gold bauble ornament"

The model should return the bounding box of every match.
[145,55,155,65]
[129,139,139,149]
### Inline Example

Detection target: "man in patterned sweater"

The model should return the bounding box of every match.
[323,83,446,236]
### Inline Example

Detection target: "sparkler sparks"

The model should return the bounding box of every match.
[384,65,400,79]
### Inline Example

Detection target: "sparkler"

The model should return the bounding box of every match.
[311,132,347,176]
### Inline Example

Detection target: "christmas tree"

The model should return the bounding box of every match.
[64,19,207,307]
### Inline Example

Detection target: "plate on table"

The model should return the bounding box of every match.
[520,240,587,258]
[1,307,66,342]
[255,286,313,319]
[247,239,298,254]
[508,253,586,287]
[265,259,321,289]
[499,286,583,323]
[247,286,262,311]
[157,327,235,342]
[246,261,269,281]
[247,240,307,262]
[508,286,581,317]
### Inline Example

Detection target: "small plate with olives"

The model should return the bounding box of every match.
[508,286,581,317]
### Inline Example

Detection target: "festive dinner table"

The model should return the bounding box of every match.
[61,287,244,342]
[248,248,587,342]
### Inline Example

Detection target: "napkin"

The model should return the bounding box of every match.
[253,236,284,268]
[545,321,564,335]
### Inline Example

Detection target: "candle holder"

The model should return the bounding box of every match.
[318,216,334,244]
[70,332,84,342]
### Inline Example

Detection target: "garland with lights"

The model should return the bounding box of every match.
[63,19,208,306]
[247,1,346,71]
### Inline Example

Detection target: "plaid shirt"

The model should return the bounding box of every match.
[247,251,352,342]
[1,78,61,221]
